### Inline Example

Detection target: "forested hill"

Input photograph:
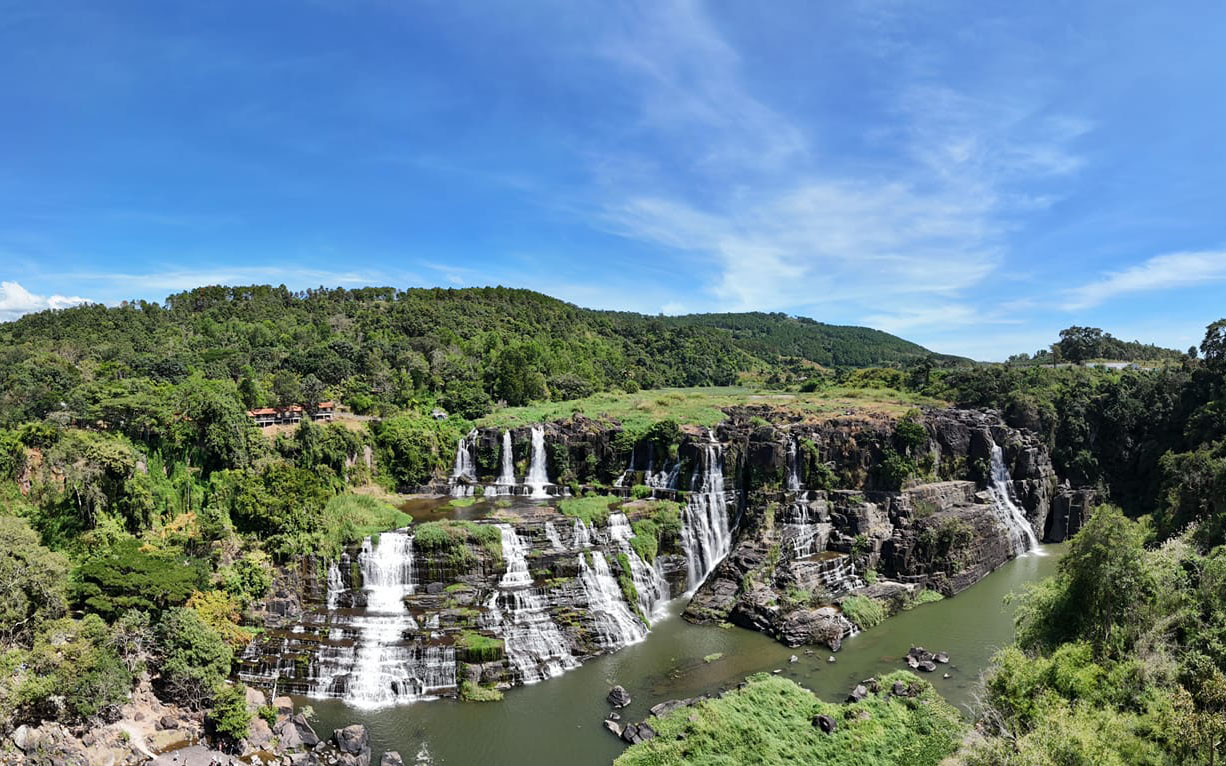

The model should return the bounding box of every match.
[0,284,954,422]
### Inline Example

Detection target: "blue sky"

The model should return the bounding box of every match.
[2,1,1224,360]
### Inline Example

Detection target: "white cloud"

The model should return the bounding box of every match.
[580,0,1088,327]
[1064,249,1226,309]
[0,281,91,321]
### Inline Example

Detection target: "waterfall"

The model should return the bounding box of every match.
[572,519,593,548]
[577,551,648,649]
[680,436,733,592]
[525,426,550,498]
[987,444,1041,556]
[497,430,516,485]
[326,561,343,609]
[607,513,669,621]
[820,554,865,596]
[490,524,578,683]
[785,503,825,559]
[786,437,803,492]
[312,530,457,707]
[451,429,477,483]
[544,521,564,551]
[613,443,637,488]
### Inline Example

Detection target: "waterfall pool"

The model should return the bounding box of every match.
[299,543,1063,765]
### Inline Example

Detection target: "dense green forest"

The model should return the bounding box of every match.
[0,283,1223,762]
[0,285,956,425]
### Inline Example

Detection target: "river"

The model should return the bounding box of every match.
[300,544,1062,765]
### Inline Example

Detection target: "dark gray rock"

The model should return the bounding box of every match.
[813,714,837,734]
[380,753,405,766]
[603,719,623,737]
[333,724,370,755]
[293,714,321,748]
[846,684,868,703]
[607,685,632,708]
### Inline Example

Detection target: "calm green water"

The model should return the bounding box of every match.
[302,545,1062,765]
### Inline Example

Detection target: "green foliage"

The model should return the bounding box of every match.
[459,679,504,702]
[840,595,887,630]
[156,606,233,708]
[73,538,208,621]
[413,521,502,570]
[1013,506,1153,656]
[455,631,504,662]
[905,589,944,609]
[372,413,468,490]
[216,551,273,607]
[614,552,643,622]
[876,448,916,491]
[557,495,616,527]
[703,652,724,663]
[257,704,277,727]
[631,484,652,499]
[0,515,68,648]
[615,671,962,766]
[207,683,251,743]
[4,614,135,725]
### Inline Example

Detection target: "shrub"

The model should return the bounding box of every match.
[208,683,251,743]
[156,607,233,708]
[631,484,652,499]
[460,679,504,702]
[456,631,504,663]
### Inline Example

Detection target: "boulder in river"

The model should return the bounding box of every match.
[333,723,371,756]
[603,719,624,738]
[620,722,656,745]
[918,660,937,673]
[380,752,405,766]
[607,685,632,708]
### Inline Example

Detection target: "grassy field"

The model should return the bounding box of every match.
[476,386,946,431]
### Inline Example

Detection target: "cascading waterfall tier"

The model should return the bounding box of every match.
[490,524,579,683]
[497,430,516,485]
[680,434,734,592]
[786,436,803,492]
[577,550,648,649]
[525,426,551,498]
[607,513,670,622]
[449,429,478,496]
[311,530,456,707]
[987,443,1041,556]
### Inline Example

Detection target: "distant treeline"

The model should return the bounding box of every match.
[0,285,954,423]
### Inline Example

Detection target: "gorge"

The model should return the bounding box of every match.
[233,403,1083,762]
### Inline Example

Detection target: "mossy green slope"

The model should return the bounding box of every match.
[615,671,963,766]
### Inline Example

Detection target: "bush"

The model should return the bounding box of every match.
[456,631,504,662]
[10,615,134,724]
[73,538,208,621]
[460,679,504,702]
[0,515,68,649]
[207,683,251,744]
[631,484,652,499]
[156,607,233,708]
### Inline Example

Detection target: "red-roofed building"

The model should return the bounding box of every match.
[248,401,335,427]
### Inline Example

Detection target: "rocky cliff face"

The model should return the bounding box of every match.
[243,405,1067,700]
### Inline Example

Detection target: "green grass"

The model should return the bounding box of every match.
[412,521,502,569]
[556,495,617,527]
[615,672,963,766]
[325,493,412,544]
[840,595,888,630]
[904,589,945,609]
[614,552,644,623]
[459,680,504,702]
[476,386,946,431]
[703,652,724,663]
[449,496,477,508]
[455,631,505,662]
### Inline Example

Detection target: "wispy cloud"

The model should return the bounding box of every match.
[578,0,1088,325]
[1064,249,1226,309]
[0,281,91,321]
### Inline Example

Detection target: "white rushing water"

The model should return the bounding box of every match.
[326,561,344,609]
[525,425,550,498]
[607,513,669,622]
[497,430,516,485]
[577,550,648,649]
[451,429,477,483]
[784,503,827,559]
[544,521,564,551]
[680,435,734,592]
[313,530,457,707]
[490,524,578,683]
[572,519,593,548]
[987,444,1041,556]
[786,436,803,492]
